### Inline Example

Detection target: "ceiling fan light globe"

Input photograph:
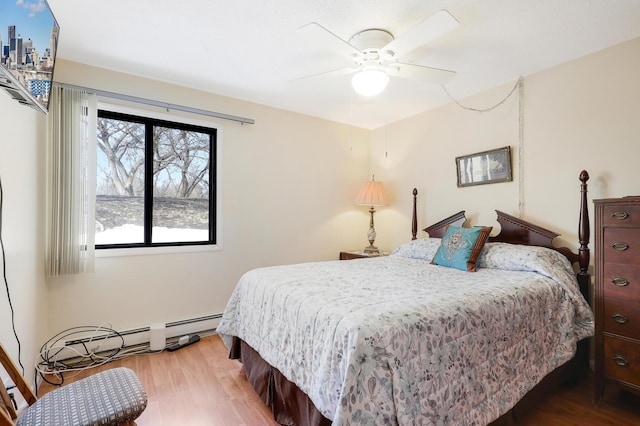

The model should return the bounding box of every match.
[351,69,389,96]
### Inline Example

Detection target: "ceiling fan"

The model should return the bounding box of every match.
[294,10,459,96]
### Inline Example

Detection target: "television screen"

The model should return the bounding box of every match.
[0,0,59,113]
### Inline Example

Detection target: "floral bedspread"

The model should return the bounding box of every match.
[217,240,593,425]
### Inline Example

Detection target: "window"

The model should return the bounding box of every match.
[95,109,216,249]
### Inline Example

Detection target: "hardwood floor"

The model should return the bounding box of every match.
[38,334,640,425]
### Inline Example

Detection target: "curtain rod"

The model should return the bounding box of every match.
[53,82,255,125]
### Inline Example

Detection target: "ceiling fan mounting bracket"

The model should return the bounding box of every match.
[349,29,394,52]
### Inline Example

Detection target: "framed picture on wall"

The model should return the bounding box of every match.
[456,146,512,187]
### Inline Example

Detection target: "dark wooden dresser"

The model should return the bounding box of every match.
[594,197,640,402]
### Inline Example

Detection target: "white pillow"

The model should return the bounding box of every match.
[391,237,442,262]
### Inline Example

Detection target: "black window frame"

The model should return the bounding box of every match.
[96,109,217,249]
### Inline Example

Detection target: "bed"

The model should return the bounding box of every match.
[217,171,593,425]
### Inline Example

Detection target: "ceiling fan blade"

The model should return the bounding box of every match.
[389,62,456,85]
[297,22,362,59]
[290,66,358,82]
[383,10,459,58]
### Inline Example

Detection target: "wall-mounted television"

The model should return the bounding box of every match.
[0,0,59,113]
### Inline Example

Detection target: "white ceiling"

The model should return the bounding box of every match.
[47,0,640,129]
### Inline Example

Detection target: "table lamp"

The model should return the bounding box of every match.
[355,176,389,254]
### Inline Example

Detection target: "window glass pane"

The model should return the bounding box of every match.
[95,117,145,245]
[152,126,210,243]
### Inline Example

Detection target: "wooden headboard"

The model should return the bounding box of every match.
[411,170,591,296]
[422,211,466,238]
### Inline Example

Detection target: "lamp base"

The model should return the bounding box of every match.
[363,245,380,254]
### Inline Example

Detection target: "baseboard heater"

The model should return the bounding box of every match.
[56,313,223,363]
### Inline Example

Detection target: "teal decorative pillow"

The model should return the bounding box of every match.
[431,225,492,272]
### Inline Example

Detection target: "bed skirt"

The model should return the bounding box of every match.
[230,336,589,426]
[230,336,331,426]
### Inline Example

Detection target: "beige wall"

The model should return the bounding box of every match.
[46,60,371,339]
[372,37,640,256]
[0,93,48,384]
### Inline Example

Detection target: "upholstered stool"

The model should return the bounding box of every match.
[16,367,147,426]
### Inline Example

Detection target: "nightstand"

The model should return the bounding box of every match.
[339,250,389,260]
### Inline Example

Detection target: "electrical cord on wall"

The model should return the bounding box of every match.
[0,175,25,375]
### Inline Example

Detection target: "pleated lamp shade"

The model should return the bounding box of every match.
[355,180,389,206]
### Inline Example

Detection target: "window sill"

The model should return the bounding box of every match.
[95,243,221,258]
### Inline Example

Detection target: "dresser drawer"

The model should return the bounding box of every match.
[603,297,640,338]
[602,204,640,226]
[603,228,640,264]
[603,336,640,385]
[603,263,640,302]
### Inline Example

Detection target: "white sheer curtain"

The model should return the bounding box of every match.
[45,86,97,276]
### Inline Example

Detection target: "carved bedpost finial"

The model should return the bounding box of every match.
[578,170,590,276]
[412,188,418,240]
[579,170,589,184]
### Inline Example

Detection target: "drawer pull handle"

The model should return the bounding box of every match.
[611,242,629,251]
[611,211,629,220]
[612,355,629,367]
[611,276,629,287]
[611,313,628,324]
